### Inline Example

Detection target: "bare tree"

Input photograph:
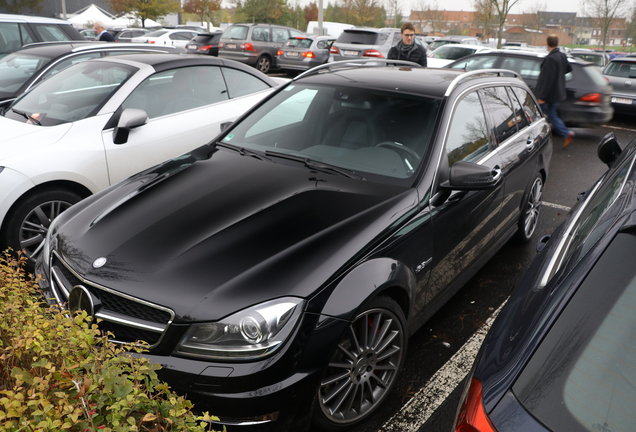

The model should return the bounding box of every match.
[473,0,497,42]
[580,0,630,51]
[411,0,445,34]
[491,0,523,48]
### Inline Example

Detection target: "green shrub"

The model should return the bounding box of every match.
[0,251,222,432]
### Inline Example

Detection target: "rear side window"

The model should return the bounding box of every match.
[32,24,73,42]
[446,91,490,165]
[272,28,289,43]
[251,27,271,42]
[510,86,542,124]
[221,67,269,98]
[336,31,378,45]
[479,86,518,145]
[0,22,24,55]
[501,57,541,80]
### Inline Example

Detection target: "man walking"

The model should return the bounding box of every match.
[534,34,574,148]
[94,21,115,42]
[388,23,427,67]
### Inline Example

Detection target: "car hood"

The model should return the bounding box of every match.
[0,116,73,162]
[54,145,418,321]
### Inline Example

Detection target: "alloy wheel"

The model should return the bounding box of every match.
[19,200,73,263]
[257,56,271,73]
[523,176,543,239]
[318,306,404,425]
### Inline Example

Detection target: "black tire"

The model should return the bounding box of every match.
[312,296,407,432]
[256,55,271,74]
[514,174,543,244]
[1,189,82,272]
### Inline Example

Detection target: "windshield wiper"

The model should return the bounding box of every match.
[265,150,364,180]
[215,141,271,161]
[12,108,41,125]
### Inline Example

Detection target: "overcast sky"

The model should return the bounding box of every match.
[408,0,584,14]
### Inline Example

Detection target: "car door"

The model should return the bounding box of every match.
[481,85,544,234]
[101,65,274,184]
[169,31,196,49]
[427,89,505,304]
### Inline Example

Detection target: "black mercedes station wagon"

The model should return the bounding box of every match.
[36,60,553,431]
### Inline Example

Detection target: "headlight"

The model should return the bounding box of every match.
[175,297,304,360]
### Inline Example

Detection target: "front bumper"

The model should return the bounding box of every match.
[35,257,349,431]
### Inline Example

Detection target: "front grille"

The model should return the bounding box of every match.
[50,253,174,348]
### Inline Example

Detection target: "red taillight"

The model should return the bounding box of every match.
[330,46,339,54]
[197,44,213,51]
[148,40,155,44]
[219,42,224,48]
[454,378,497,432]
[363,49,384,58]
[241,42,253,51]
[575,92,602,106]
[302,51,316,58]
[277,49,283,56]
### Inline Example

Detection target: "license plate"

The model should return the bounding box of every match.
[187,44,198,50]
[611,97,634,105]
[227,43,236,49]
[343,50,359,56]
[286,52,299,57]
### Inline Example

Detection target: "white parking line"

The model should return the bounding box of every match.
[379,301,508,432]
[601,125,636,133]
[543,201,571,211]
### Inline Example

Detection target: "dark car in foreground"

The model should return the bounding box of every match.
[0,41,180,108]
[37,61,552,431]
[275,35,335,72]
[603,57,636,115]
[454,132,636,432]
[447,50,614,126]
[186,31,223,56]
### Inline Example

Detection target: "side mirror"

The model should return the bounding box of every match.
[220,121,233,132]
[536,234,551,253]
[441,161,502,190]
[597,132,622,167]
[113,108,148,145]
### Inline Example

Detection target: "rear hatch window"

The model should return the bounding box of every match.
[337,31,379,45]
[222,25,248,40]
[285,38,313,48]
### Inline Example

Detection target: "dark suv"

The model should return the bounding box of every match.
[218,23,304,73]
[447,49,614,126]
[329,27,401,60]
[0,13,84,58]
[37,61,552,432]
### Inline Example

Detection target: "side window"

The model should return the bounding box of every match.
[479,86,518,145]
[121,66,228,118]
[272,28,289,43]
[19,24,34,45]
[170,32,192,40]
[450,55,498,71]
[252,27,271,42]
[40,52,102,80]
[510,86,542,123]
[506,86,529,130]
[32,24,73,42]
[221,67,270,98]
[0,23,23,54]
[446,91,490,166]
[501,57,541,80]
[132,31,146,38]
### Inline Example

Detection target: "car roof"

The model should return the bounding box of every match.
[0,13,71,24]
[295,64,524,99]
[433,43,490,50]
[609,57,636,63]
[14,41,178,57]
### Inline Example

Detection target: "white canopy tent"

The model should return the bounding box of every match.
[66,4,117,29]
[110,14,162,28]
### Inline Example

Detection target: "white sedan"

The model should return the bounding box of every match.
[427,44,493,68]
[131,29,199,49]
[0,53,282,268]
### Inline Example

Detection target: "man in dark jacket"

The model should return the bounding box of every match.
[534,34,574,148]
[387,22,427,67]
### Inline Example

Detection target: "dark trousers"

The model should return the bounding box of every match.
[540,102,571,137]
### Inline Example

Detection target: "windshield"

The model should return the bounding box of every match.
[604,61,636,78]
[220,83,440,182]
[4,60,136,126]
[0,52,53,99]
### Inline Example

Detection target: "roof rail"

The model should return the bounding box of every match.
[293,59,422,81]
[444,69,522,96]
[21,40,94,49]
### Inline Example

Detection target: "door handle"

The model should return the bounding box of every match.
[491,166,502,183]
[526,136,536,149]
